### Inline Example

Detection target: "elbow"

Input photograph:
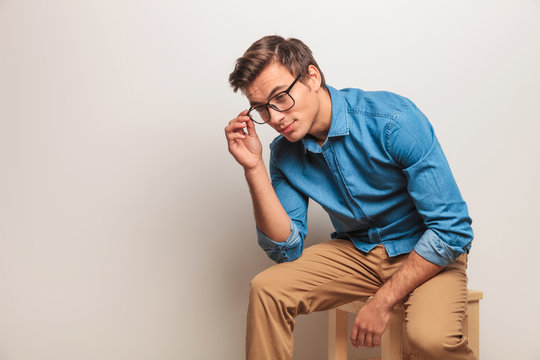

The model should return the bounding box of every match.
[267,233,305,263]
[257,222,306,263]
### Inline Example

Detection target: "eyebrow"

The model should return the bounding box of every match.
[249,84,288,107]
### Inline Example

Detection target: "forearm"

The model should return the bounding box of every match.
[372,250,444,309]
[245,162,291,242]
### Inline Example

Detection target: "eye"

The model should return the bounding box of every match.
[254,105,267,114]
[273,93,288,104]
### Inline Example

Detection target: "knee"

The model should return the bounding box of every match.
[249,271,268,295]
[406,323,469,358]
[249,268,281,300]
[249,266,299,311]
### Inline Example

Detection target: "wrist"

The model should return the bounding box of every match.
[372,289,395,311]
[244,160,265,176]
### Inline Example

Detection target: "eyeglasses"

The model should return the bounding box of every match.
[247,74,301,124]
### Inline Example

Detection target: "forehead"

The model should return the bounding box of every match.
[245,62,295,105]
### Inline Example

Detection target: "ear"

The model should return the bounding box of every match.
[306,64,322,91]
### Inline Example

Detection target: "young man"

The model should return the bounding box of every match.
[225,35,475,360]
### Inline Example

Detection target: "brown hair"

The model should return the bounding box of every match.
[229,35,327,93]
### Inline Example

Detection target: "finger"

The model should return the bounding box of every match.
[229,109,249,123]
[356,331,366,348]
[225,130,247,147]
[228,116,249,128]
[350,325,357,347]
[226,121,248,132]
[228,132,246,141]
[372,333,381,347]
[225,125,245,143]
[225,123,248,139]
[237,109,249,117]
[350,326,360,348]
[364,332,373,348]
[245,116,257,137]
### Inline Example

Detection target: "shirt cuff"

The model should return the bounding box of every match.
[256,220,303,263]
[413,229,469,266]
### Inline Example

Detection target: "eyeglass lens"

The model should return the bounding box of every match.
[249,93,295,124]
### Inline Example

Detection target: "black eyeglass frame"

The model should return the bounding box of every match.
[247,74,302,124]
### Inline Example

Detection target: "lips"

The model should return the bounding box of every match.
[280,121,295,134]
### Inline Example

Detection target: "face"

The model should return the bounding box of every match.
[245,62,322,142]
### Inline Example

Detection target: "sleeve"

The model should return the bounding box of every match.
[385,102,473,266]
[256,153,309,263]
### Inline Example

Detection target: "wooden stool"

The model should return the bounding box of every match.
[328,289,483,360]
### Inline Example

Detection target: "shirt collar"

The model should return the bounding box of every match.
[302,85,350,153]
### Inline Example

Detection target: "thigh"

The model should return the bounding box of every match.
[250,240,389,315]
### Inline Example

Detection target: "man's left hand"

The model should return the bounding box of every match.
[350,298,392,348]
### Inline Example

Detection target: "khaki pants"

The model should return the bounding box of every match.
[246,239,476,360]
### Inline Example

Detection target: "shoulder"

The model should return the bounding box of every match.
[330,86,424,132]
[329,87,426,142]
[338,87,432,133]
[338,87,414,121]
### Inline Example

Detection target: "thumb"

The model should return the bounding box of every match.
[245,115,258,137]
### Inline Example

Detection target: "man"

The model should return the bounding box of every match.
[225,35,475,360]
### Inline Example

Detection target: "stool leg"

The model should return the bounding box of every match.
[467,300,480,359]
[381,310,403,360]
[328,309,348,360]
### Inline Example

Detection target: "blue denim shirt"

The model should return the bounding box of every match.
[256,85,473,266]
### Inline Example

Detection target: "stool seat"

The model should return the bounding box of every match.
[328,289,483,360]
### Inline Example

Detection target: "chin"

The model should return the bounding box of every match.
[284,135,302,143]
[284,130,307,143]
[281,127,302,143]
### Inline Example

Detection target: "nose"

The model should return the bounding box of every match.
[267,107,285,125]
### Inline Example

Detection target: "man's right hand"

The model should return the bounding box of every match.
[225,110,263,171]
[224,110,292,243]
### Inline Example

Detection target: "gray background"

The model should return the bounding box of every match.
[1,0,539,359]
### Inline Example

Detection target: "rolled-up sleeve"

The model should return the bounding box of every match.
[386,102,473,266]
[255,153,309,263]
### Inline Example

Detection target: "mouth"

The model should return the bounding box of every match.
[280,121,295,134]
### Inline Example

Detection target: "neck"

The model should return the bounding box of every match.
[308,87,332,146]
